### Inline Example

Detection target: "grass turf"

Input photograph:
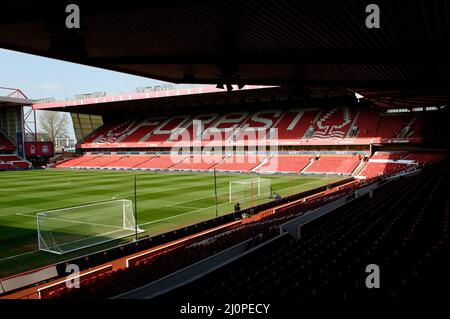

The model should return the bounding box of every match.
[0,169,341,278]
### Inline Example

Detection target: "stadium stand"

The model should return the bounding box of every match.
[0,131,16,151]
[134,154,185,170]
[273,110,316,140]
[0,155,22,161]
[256,155,312,173]
[213,155,264,172]
[171,154,224,171]
[304,155,361,175]
[152,161,449,305]
[54,155,100,168]
[231,110,282,142]
[102,155,154,168]
[0,154,31,170]
[74,155,124,168]
[369,151,408,160]
[403,152,447,165]
[90,120,138,144]
[52,151,446,180]
[77,107,433,150]
[404,116,422,138]
[353,107,380,138]
[311,107,357,139]
[0,163,16,170]
[375,115,415,139]
[358,162,412,179]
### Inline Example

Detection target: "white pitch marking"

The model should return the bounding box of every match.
[0,250,39,262]
[141,178,329,227]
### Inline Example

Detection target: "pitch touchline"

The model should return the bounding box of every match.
[0,250,39,262]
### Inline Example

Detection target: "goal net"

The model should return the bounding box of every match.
[37,199,142,255]
[229,178,272,203]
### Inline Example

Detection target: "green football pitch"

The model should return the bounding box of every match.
[0,169,341,277]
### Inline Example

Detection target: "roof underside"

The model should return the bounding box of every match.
[1,0,448,108]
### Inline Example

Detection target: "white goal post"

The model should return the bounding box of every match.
[229,178,272,203]
[37,199,143,255]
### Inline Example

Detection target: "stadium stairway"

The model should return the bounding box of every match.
[352,160,368,176]
[345,108,361,138]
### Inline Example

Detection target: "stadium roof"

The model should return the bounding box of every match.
[33,84,448,116]
[0,0,448,95]
[32,85,284,115]
[0,87,33,109]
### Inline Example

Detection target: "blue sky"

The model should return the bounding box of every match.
[0,48,197,140]
[0,48,180,101]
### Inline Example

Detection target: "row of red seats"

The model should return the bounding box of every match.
[359,162,411,178]
[311,107,357,139]
[0,154,31,170]
[56,154,313,172]
[256,155,312,173]
[78,107,426,149]
[171,155,223,170]
[370,151,408,160]
[403,152,447,164]
[54,153,445,178]
[304,155,361,174]
[353,110,422,139]
[0,131,15,150]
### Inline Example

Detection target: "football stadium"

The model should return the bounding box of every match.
[0,0,448,313]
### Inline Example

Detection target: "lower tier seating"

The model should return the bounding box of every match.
[370,151,407,160]
[403,152,447,164]
[0,154,31,170]
[213,155,264,172]
[0,131,15,150]
[256,155,312,173]
[304,155,361,175]
[171,155,224,171]
[134,154,185,169]
[359,162,411,178]
[154,162,449,305]
[102,155,154,168]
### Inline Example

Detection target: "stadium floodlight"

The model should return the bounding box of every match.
[229,178,272,203]
[37,199,143,255]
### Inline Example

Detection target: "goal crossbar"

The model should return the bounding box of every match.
[37,199,143,255]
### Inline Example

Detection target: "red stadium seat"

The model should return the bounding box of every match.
[304,155,361,174]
